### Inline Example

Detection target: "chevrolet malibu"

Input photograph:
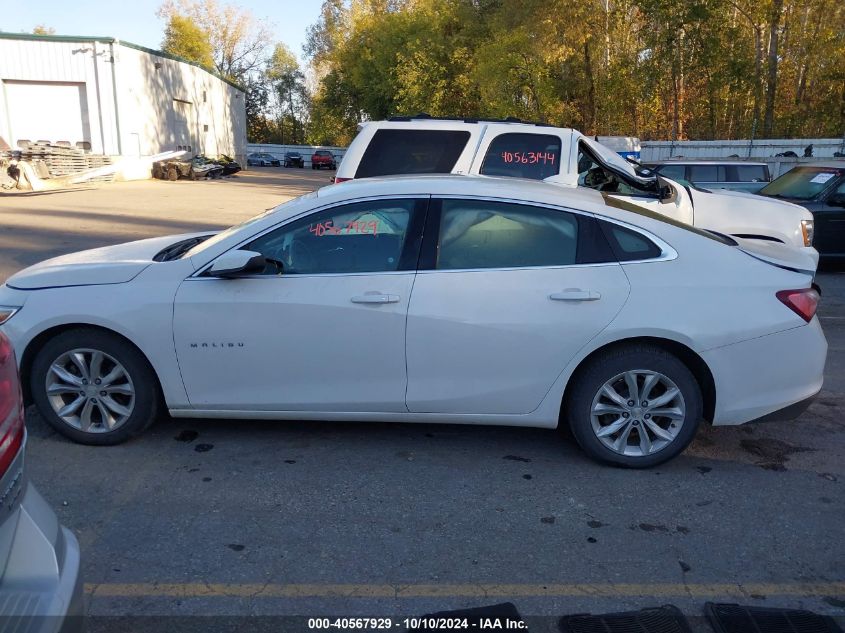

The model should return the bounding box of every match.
[0,176,827,467]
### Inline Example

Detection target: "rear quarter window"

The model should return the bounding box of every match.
[598,220,663,261]
[480,133,561,180]
[355,129,471,178]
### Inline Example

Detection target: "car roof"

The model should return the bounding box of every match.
[782,161,845,170]
[293,174,728,248]
[316,174,597,202]
[646,160,768,166]
[313,174,665,229]
[365,119,576,134]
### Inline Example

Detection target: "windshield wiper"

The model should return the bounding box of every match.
[153,235,214,262]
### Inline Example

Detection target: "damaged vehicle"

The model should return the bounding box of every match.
[212,155,242,176]
[152,155,224,181]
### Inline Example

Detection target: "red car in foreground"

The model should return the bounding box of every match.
[0,331,83,631]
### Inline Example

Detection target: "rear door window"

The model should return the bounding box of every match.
[436,199,578,269]
[355,129,471,178]
[688,164,723,183]
[733,165,768,182]
[480,133,561,180]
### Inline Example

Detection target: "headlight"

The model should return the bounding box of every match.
[0,306,20,325]
[801,219,814,246]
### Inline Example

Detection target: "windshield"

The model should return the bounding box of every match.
[182,193,317,259]
[580,136,647,182]
[759,167,843,200]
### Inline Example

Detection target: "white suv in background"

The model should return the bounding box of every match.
[335,118,816,263]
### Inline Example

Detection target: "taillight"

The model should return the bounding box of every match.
[0,335,24,477]
[334,177,352,184]
[776,288,820,323]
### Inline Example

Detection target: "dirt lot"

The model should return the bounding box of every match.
[1,170,843,629]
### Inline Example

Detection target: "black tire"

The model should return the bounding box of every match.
[565,344,702,468]
[166,165,179,181]
[31,328,160,445]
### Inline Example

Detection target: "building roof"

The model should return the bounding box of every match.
[0,31,245,92]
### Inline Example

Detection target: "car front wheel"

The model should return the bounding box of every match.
[566,344,702,468]
[31,328,160,445]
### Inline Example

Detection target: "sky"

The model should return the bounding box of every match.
[2,0,322,64]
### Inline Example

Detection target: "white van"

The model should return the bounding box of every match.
[335,118,816,262]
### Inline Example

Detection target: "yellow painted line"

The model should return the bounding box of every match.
[85,582,845,599]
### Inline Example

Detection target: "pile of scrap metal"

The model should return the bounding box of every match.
[152,155,241,181]
[1,140,118,191]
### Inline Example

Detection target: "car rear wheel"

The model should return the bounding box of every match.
[565,344,702,468]
[31,329,160,445]
[166,165,179,181]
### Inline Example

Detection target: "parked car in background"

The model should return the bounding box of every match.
[246,153,280,167]
[335,118,816,259]
[311,150,336,170]
[284,152,305,168]
[0,330,83,631]
[644,160,771,193]
[758,163,845,261]
[0,176,824,467]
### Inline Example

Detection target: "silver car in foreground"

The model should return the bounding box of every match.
[0,330,83,632]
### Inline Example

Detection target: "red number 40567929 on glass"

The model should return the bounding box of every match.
[308,219,379,236]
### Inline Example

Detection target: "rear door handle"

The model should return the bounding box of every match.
[351,294,400,304]
[550,289,601,302]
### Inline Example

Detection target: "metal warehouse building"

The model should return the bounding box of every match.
[0,33,246,163]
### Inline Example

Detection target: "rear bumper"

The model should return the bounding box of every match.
[0,482,84,633]
[746,393,816,423]
[704,317,827,425]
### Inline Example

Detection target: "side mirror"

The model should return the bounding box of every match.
[207,250,266,278]
[827,193,845,208]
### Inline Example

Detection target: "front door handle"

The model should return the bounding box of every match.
[550,289,601,302]
[351,294,400,304]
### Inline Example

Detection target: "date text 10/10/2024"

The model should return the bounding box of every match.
[307,617,528,630]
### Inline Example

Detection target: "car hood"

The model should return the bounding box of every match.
[732,237,817,276]
[695,186,810,211]
[759,194,824,209]
[6,232,210,290]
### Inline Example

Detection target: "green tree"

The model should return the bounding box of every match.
[266,43,309,144]
[303,0,845,143]
[161,14,214,68]
[157,0,271,81]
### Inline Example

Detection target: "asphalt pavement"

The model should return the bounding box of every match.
[1,170,842,630]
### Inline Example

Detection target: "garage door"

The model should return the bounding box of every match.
[170,99,197,153]
[3,80,91,147]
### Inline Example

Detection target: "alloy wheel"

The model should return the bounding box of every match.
[589,369,686,457]
[45,348,136,433]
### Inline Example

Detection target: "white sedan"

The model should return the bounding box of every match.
[0,176,827,467]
